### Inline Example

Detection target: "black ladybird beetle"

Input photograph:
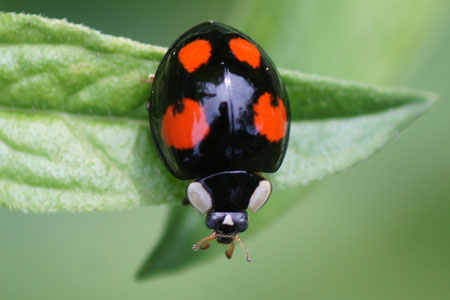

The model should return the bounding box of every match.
[147,21,290,262]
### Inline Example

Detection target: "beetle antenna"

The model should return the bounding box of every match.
[192,232,217,251]
[235,235,252,262]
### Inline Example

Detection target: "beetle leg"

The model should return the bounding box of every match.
[200,241,211,250]
[225,242,235,259]
[192,232,217,251]
[182,197,191,206]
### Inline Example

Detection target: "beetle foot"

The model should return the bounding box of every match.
[225,242,235,259]
[192,232,216,251]
[141,74,155,83]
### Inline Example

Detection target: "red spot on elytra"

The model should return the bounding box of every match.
[178,39,212,73]
[162,98,210,149]
[253,93,287,142]
[229,37,261,68]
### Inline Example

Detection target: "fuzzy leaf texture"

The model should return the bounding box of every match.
[0,13,435,276]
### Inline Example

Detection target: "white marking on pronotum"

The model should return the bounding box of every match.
[222,214,234,226]
[248,180,272,212]
[187,182,212,214]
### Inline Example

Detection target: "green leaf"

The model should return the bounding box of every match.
[0,12,184,212]
[0,12,164,118]
[270,70,435,187]
[0,12,436,276]
[0,13,435,212]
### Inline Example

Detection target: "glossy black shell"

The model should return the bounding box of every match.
[149,22,290,180]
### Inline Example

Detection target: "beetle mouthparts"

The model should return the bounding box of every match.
[192,232,252,262]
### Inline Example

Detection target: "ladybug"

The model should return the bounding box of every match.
[147,21,290,262]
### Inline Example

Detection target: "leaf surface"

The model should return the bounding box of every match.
[0,13,434,212]
[0,13,435,277]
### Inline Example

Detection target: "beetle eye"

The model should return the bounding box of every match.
[248,180,271,212]
[237,217,248,232]
[187,182,212,214]
[205,214,218,229]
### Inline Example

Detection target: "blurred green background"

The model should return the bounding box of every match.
[1,0,449,299]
